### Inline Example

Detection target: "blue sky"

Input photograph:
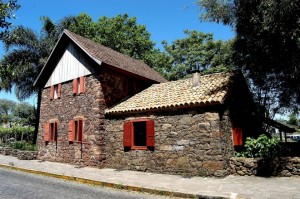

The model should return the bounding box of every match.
[0,0,234,105]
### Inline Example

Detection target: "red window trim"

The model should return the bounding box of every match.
[123,119,154,150]
[233,127,243,146]
[72,77,85,95]
[50,84,62,100]
[131,146,148,150]
[44,121,58,142]
[49,122,58,142]
[68,119,84,143]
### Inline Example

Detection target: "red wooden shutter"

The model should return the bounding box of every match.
[123,121,132,147]
[79,76,85,94]
[57,84,62,99]
[233,128,243,146]
[78,119,83,141]
[146,120,155,147]
[54,122,58,141]
[72,79,78,95]
[50,86,54,100]
[68,120,75,142]
[43,123,50,141]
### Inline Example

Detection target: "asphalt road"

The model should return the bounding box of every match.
[0,168,170,199]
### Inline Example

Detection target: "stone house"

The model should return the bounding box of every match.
[34,30,257,177]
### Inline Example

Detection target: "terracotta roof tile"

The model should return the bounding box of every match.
[105,72,233,115]
[64,30,167,83]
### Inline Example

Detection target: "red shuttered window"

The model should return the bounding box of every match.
[43,123,50,142]
[72,76,85,95]
[44,122,58,142]
[72,79,78,95]
[123,122,132,147]
[233,128,243,146]
[68,119,83,142]
[50,84,62,100]
[68,120,75,142]
[123,119,155,150]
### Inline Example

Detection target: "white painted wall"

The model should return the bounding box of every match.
[45,42,94,88]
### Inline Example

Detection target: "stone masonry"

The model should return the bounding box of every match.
[230,157,300,177]
[38,67,149,167]
[105,108,235,177]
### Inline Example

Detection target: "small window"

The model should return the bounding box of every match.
[50,122,58,141]
[68,119,83,142]
[133,122,146,146]
[44,122,58,142]
[123,119,154,150]
[74,120,83,142]
[50,84,61,100]
[72,76,85,95]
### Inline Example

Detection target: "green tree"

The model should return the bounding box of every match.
[0,17,74,144]
[69,13,168,71]
[162,30,234,80]
[198,0,300,114]
[94,14,155,62]
[69,13,95,39]
[287,113,299,127]
[0,99,16,126]
[13,102,36,126]
[0,0,20,38]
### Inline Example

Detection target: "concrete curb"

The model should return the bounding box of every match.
[0,163,201,198]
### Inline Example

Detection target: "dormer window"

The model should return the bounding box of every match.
[72,76,85,95]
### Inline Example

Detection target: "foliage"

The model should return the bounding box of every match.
[0,17,73,144]
[287,113,299,127]
[0,99,36,126]
[236,134,281,158]
[13,102,36,126]
[0,125,34,142]
[0,99,15,125]
[198,0,300,115]
[69,13,169,71]
[9,141,37,151]
[162,30,234,80]
[198,0,235,26]
[70,13,155,61]
[0,0,20,38]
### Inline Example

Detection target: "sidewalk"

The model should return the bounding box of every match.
[1,155,300,199]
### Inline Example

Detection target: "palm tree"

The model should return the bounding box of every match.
[0,16,75,144]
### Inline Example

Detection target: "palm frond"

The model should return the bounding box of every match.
[2,26,39,52]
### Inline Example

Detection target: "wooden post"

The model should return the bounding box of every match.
[279,130,282,142]
[284,131,287,142]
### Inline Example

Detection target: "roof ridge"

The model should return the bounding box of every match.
[64,29,166,82]
[63,29,119,65]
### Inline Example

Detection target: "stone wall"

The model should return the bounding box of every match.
[105,109,235,177]
[230,157,300,176]
[38,68,152,167]
[0,147,38,160]
[99,66,151,107]
[38,74,106,166]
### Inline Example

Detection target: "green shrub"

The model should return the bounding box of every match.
[9,141,37,151]
[236,134,281,158]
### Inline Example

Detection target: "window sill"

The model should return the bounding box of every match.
[131,146,147,150]
[69,141,87,144]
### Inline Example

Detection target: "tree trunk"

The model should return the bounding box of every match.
[33,89,42,145]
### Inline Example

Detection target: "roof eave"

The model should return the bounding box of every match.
[34,30,104,88]
[33,31,66,87]
[105,101,224,116]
